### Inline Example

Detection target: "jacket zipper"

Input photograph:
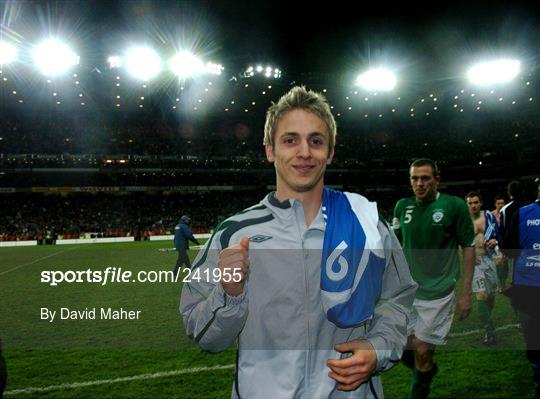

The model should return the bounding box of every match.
[301,236,311,396]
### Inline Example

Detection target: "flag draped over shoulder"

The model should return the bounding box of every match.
[484,210,499,242]
[484,210,500,257]
[321,187,386,328]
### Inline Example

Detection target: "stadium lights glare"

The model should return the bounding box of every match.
[32,39,79,76]
[126,47,161,81]
[205,62,224,75]
[467,59,520,86]
[243,65,281,79]
[0,42,17,65]
[170,51,204,79]
[108,56,122,68]
[355,67,397,91]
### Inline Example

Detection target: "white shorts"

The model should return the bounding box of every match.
[473,256,499,294]
[408,290,456,346]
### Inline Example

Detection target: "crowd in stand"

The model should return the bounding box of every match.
[1,95,539,243]
[0,192,264,242]
[3,182,537,242]
[1,113,539,170]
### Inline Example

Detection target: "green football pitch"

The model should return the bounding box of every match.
[0,241,536,398]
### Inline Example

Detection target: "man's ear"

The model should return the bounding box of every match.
[326,147,335,165]
[265,144,274,162]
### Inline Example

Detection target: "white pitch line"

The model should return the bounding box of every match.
[449,323,520,338]
[0,246,81,276]
[4,364,235,397]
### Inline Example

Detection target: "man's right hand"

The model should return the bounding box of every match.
[457,291,473,320]
[218,237,250,296]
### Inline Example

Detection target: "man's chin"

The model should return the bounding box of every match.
[292,183,317,193]
[290,177,323,193]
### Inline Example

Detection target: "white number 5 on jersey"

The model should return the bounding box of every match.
[404,209,413,224]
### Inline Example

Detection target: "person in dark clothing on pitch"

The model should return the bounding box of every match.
[498,181,530,293]
[500,180,529,245]
[501,178,540,399]
[0,339,7,398]
[173,215,200,276]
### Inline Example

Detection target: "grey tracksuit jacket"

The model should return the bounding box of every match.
[180,192,417,399]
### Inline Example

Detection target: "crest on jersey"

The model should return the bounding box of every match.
[432,210,444,223]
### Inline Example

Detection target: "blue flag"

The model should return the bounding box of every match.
[321,188,386,328]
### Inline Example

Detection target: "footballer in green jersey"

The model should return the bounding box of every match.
[392,158,476,399]
[393,192,474,300]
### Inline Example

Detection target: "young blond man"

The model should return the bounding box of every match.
[181,86,416,398]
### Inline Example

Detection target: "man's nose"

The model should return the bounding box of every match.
[297,139,311,158]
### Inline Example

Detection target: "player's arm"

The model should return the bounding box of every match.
[182,224,201,245]
[458,246,475,319]
[456,198,475,319]
[367,220,417,370]
[179,228,248,352]
[391,200,404,244]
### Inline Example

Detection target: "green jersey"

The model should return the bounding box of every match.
[392,192,474,300]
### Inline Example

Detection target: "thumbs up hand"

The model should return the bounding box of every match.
[218,237,250,296]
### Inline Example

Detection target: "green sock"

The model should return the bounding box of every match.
[411,364,438,399]
[487,295,495,313]
[478,300,495,336]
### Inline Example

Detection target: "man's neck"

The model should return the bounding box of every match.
[418,191,438,204]
[275,185,323,226]
[472,210,483,220]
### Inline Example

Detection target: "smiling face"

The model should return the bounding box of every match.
[265,109,334,200]
[410,164,440,203]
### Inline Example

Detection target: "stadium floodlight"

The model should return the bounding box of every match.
[0,42,17,65]
[355,67,397,91]
[125,46,161,81]
[205,62,224,75]
[108,56,122,68]
[245,66,255,77]
[242,64,282,79]
[467,59,520,86]
[32,39,79,76]
[170,51,204,79]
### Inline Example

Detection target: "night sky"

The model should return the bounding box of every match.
[2,0,539,81]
